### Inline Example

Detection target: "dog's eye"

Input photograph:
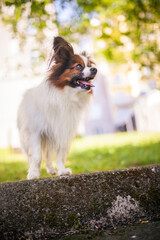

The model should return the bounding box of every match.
[75,64,83,70]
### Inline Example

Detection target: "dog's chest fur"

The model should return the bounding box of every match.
[18,81,91,149]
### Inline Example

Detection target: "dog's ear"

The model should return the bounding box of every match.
[53,36,74,63]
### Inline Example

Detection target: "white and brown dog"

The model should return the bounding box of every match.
[17,36,97,179]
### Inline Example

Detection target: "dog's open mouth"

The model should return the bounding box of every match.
[71,77,95,90]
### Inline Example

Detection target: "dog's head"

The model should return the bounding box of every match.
[47,36,97,92]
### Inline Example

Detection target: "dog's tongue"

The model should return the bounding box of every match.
[79,80,95,87]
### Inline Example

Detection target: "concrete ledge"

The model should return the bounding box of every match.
[0,165,160,239]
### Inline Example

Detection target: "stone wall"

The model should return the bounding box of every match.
[0,165,160,239]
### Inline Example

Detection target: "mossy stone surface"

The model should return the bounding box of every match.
[0,165,160,239]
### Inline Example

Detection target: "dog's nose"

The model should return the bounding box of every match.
[90,68,97,74]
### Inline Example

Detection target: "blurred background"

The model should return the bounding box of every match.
[0,0,160,182]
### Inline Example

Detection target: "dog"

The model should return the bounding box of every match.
[17,36,97,179]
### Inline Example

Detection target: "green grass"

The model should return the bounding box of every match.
[0,132,160,183]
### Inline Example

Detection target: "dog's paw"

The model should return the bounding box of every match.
[27,169,40,180]
[58,168,72,176]
[47,167,56,175]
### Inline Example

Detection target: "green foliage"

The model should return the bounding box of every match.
[76,0,160,69]
[0,132,160,183]
[0,0,53,40]
[1,0,160,79]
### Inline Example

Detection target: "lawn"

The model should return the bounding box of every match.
[0,132,160,183]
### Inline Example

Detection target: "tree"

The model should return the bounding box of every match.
[61,0,160,82]
[1,0,160,82]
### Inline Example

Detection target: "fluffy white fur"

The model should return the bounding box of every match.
[17,77,91,179]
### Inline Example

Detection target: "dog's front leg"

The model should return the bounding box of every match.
[27,134,42,180]
[56,147,72,176]
[45,144,56,175]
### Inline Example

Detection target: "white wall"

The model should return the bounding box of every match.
[134,90,160,132]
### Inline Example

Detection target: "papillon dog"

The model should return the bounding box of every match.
[17,36,97,179]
